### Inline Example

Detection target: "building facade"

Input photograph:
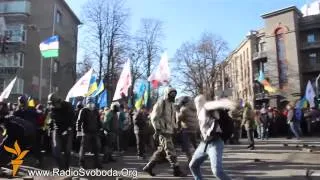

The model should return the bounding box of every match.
[0,0,80,102]
[219,4,320,108]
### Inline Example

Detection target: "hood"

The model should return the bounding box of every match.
[164,87,177,100]
[178,96,196,111]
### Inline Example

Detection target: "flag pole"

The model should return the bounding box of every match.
[39,56,43,102]
[49,3,57,94]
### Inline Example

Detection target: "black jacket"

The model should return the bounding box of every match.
[14,107,39,128]
[48,101,74,133]
[2,115,36,139]
[76,108,101,134]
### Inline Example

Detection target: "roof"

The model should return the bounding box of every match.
[261,6,303,19]
[60,0,81,25]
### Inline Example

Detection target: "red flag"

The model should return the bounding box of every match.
[113,59,132,101]
[148,52,170,89]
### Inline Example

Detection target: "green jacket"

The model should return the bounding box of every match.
[242,107,255,130]
[103,110,125,132]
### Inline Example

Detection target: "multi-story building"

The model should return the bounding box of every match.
[219,2,320,108]
[217,35,255,106]
[0,0,80,102]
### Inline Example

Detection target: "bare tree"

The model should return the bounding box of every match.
[131,19,163,106]
[76,53,93,79]
[137,19,163,79]
[82,0,129,102]
[174,33,228,99]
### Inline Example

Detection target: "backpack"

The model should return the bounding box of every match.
[214,109,234,142]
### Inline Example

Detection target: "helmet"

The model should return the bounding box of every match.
[48,93,60,104]
[18,95,27,105]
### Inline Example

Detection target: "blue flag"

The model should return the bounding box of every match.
[98,90,108,108]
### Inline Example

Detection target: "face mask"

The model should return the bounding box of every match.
[168,92,177,102]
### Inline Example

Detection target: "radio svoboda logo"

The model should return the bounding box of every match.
[27,168,138,178]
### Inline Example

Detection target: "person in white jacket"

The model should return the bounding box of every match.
[189,95,235,180]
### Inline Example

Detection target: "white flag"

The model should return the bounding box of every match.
[0,77,17,101]
[65,68,93,101]
[148,52,170,88]
[113,59,132,101]
[305,80,316,107]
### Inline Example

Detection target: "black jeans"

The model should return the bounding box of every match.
[79,133,101,167]
[181,130,197,161]
[246,129,254,146]
[51,130,72,170]
[135,133,145,156]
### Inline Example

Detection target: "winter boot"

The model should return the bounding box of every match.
[143,161,156,176]
[173,166,187,177]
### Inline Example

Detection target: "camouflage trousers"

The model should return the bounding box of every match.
[149,134,179,167]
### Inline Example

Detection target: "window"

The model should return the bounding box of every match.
[0,53,24,67]
[307,34,316,43]
[309,53,318,64]
[0,1,31,14]
[5,24,26,42]
[55,10,62,24]
[275,28,288,89]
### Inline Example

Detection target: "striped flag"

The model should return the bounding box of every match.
[86,75,98,97]
[258,70,277,93]
[98,90,108,108]
[39,35,59,58]
[135,83,146,110]
[90,80,104,97]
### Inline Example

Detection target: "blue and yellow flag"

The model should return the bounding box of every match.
[258,70,277,93]
[135,83,146,110]
[91,80,104,97]
[86,75,98,97]
[98,90,108,108]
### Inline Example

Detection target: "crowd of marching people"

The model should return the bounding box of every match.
[1,88,320,179]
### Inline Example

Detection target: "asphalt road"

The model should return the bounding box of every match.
[1,137,320,180]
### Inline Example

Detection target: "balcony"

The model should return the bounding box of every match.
[301,41,320,51]
[0,53,24,68]
[0,1,31,15]
[252,51,267,62]
[300,15,320,31]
